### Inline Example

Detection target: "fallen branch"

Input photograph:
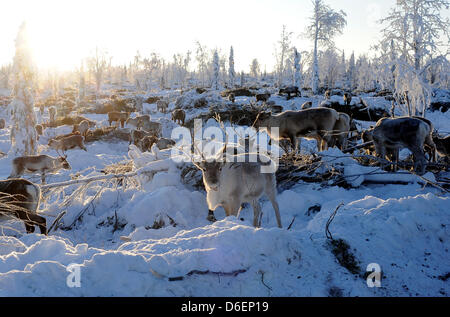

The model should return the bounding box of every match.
[47,210,67,234]
[166,268,248,282]
[40,171,139,190]
[326,203,344,241]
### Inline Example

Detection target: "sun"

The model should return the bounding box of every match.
[26,18,88,71]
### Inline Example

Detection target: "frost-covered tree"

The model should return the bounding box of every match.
[0,64,12,89]
[379,0,449,71]
[250,58,260,79]
[228,46,236,88]
[78,61,86,105]
[347,52,356,90]
[9,22,38,156]
[293,47,302,90]
[274,25,293,88]
[306,0,347,94]
[195,41,209,87]
[319,48,340,89]
[212,50,220,90]
[87,47,108,98]
[337,50,346,88]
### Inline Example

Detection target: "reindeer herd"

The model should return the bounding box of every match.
[0,87,449,236]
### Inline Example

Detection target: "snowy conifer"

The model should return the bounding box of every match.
[212,50,220,90]
[293,47,302,90]
[228,46,235,88]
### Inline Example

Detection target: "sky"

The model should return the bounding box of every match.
[0,0,448,73]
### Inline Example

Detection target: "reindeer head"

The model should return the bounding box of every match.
[194,160,224,191]
[192,146,226,192]
[58,155,71,170]
[253,111,272,128]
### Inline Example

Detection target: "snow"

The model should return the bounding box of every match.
[0,90,449,297]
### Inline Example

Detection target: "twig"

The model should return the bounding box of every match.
[326,202,344,241]
[47,210,67,234]
[258,270,273,292]
[166,268,248,282]
[287,216,296,230]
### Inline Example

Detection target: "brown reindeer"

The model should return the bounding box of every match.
[372,117,431,174]
[171,109,186,125]
[108,111,130,128]
[0,178,46,235]
[254,108,340,152]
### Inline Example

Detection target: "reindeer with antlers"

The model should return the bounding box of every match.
[188,114,282,228]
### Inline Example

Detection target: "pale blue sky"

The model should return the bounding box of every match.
[0,0,448,72]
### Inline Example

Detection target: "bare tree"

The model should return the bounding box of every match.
[274,25,293,88]
[87,47,108,99]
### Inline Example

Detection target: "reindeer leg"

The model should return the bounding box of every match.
[207,210,217,222]
[265,179,282,228]
[251,200,263,228]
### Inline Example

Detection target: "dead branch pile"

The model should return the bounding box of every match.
[101,160,134,175]
[276,153,339,189]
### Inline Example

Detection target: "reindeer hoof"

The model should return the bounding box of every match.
[206,213,217,222]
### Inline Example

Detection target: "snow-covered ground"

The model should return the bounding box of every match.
[0,90,449,297]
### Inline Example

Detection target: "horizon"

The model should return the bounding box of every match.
[0,0,448,73]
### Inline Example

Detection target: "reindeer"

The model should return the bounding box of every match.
[140,120,162,136]
[0,118,5,129]
[301,101,312,110]
[328,112,351,150]
[279,86,300,100]
[157,100,169,113]
[48,134,87,154]
[129,129,152,146]
[433,133,450,160]
[0,178,47,235]
[343,92,352,106]
[48,106,57,123]
[72,119,95,137]
[253,108,340,152]
[324,90,331,100]
[228,93,235,103]
[171,109,186,125]
[108,111,130,128]
[9,154,71,184]
[125,115,151,130]
[255,93,271,103]
[35,124,43,139]
[372,117,431,175]
[193,149,282,228]
[141,136,175,151]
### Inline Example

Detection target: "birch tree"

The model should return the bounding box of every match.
[274,25,293,88]
[306,0,347,94]
[379,0,449,71]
